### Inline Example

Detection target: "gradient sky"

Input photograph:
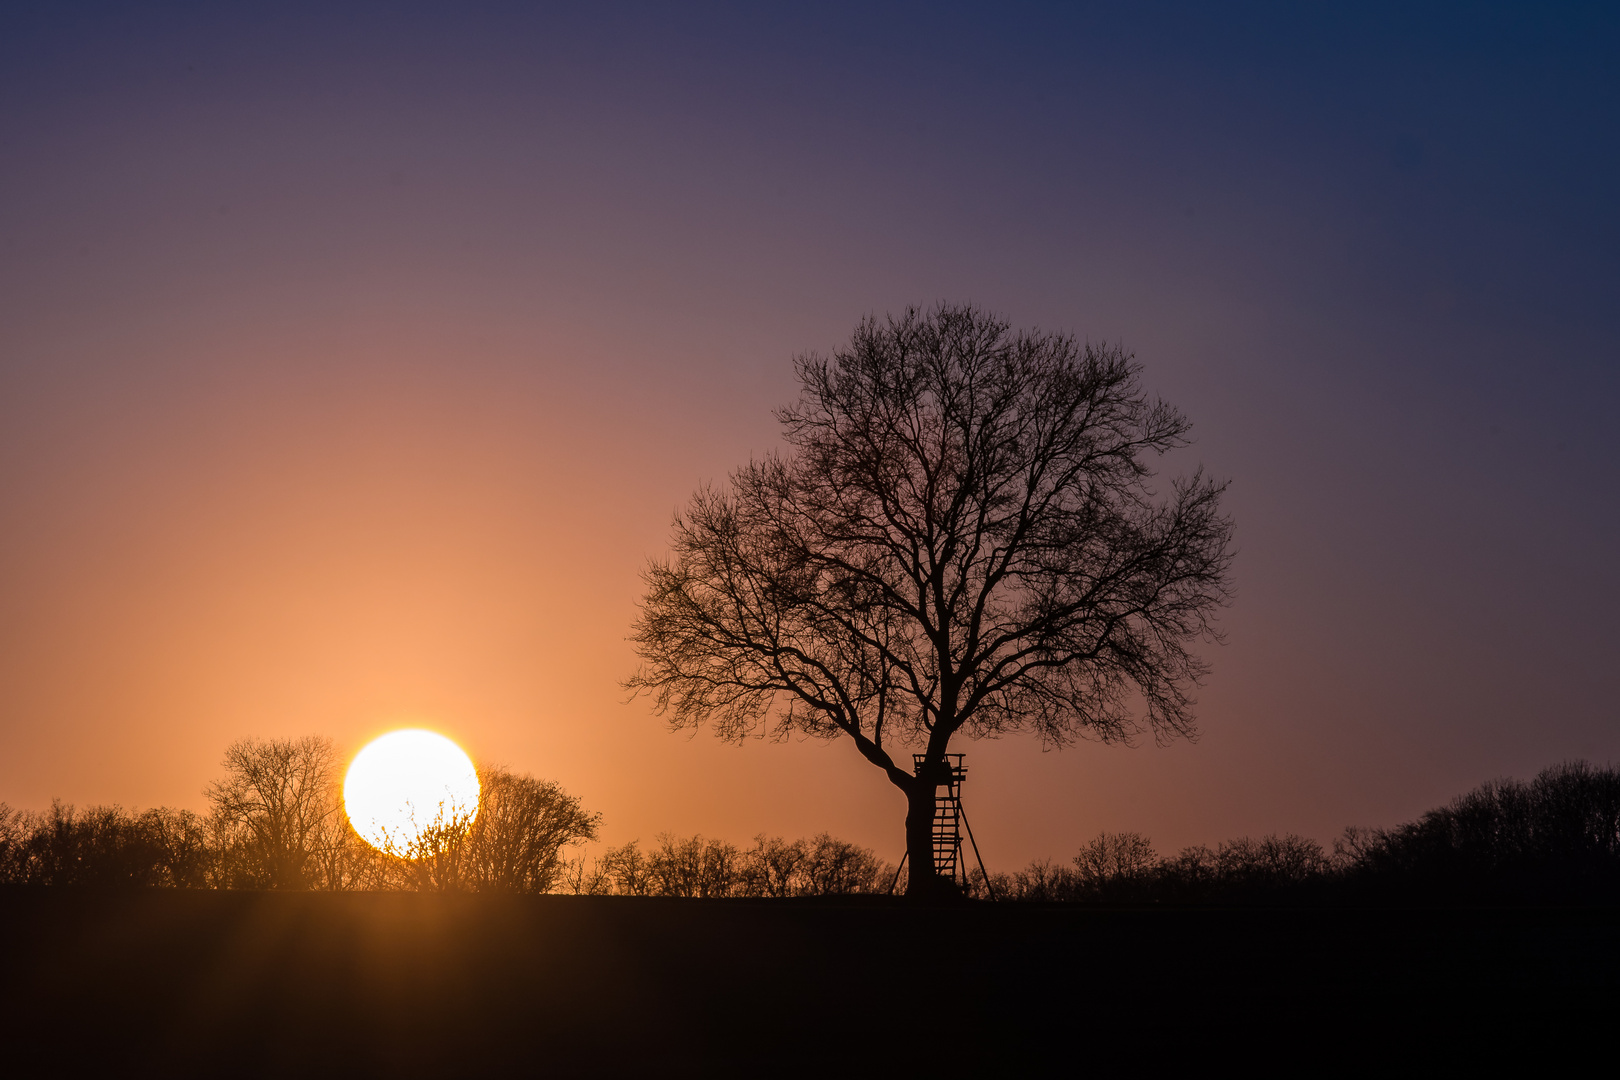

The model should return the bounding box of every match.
[2,2,1617,867]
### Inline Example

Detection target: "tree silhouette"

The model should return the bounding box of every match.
[628,304,1235,896]
[340,764,600,892]
[575,832,894,896]
[0,801,210,887]
[465,766,600,892]
[205,736,341,889]
[1335,760,1620,900]
[1073,831,1158,887]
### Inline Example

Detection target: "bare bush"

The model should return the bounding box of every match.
[465,767,601,893]
[989,830,1330,902]
[1074,832,1158,887]
[740,835,808,897]
[561,852,613,895]
[389,806,481,891]
[140,807,214,887]
[303,808,390,891]
[647,834,742,897]
[0,803,27,883]
[205,736,341,890]
[1157,845,1217,893]
[0,802,210,888]
[998,859,1084,902]
[599,840,655,896]
[1213,835,1328,885]
[577,832,894,897]
[799,834,890,895]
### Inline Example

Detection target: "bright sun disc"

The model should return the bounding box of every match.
[344,729,480,855]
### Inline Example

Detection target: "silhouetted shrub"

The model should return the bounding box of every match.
[206,736,345,890]
[0,803,26,883]
[0,802,211,888]
[464,767,601,893]
[577,833,895,896]
[738,834,809,897]
[986,831,1330,904]
[1075,832,1158,884]
[799,834,890,894]
[1156,835,1329,901]
[370,765,603,893]
[647,834,744,897]
[596,838,655,895]
[974,858,1080,902]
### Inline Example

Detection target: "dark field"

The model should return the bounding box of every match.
[2,890,1615,1074]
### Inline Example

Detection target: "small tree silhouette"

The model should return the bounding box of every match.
[364,797,480,891]
[206,736,340,890]
[465,767,600,893]
[577,832,894,896]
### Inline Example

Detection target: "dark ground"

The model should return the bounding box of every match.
[1,889,1614,1075]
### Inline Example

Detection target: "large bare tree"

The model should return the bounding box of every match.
[628,304,1235,897]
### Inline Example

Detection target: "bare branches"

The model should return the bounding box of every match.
[573,833,895,897]
[205,736,340,890]
[629,303,1234,774]
[464,767,601,893]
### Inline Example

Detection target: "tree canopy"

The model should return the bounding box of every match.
[629,304,1235,895]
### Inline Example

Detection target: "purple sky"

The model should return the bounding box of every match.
[2,2,1616,866]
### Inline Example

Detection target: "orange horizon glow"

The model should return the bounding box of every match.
[3,5,1615,873]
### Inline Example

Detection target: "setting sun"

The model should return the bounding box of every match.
[343,730,480,856]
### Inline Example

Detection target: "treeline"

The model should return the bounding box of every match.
[565,833,896,897]
[0,736,601,893]
[977,760,1620,904]
[6,752,1617,902]
[0,735,898,896]
[974,832,1334,903]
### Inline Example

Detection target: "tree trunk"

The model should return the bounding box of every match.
[903,780,953,900]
